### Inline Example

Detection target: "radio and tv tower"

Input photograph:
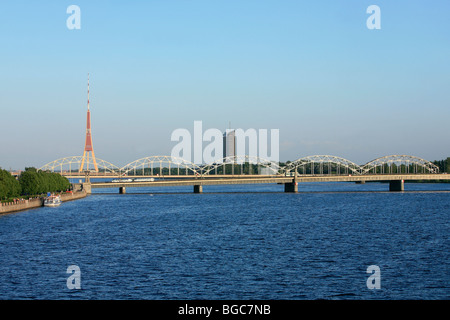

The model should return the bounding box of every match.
[79,73,99,172]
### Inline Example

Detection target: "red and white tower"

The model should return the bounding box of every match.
[79,74,99,172]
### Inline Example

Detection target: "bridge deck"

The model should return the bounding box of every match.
[89,174,450,189]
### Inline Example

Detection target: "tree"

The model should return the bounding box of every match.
[19,170,41,196]
[0,169,21,200]
[19,168,71,196]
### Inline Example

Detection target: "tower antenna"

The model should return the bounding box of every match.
[79,73,99,172]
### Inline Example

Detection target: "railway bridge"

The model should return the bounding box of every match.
[39,154,449,193]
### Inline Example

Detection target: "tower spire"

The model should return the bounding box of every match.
[87,73,90,110]
[79,73,99,173]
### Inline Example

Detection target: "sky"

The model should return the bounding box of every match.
[0,0,449,169]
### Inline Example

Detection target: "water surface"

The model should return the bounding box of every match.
[0,182,448,299]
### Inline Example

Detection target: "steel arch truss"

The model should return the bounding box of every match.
[284,155,363,176]
[39,154,441,177]
[39,156,121,175]
[120,156,200,176]
[361,155,440,174]
[198,155,281,175]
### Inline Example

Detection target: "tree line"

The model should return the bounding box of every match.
[432,158,450,173]
[0,167,71,201]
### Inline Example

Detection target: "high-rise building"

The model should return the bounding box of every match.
[223,130,236,162]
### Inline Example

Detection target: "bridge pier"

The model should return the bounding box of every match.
[82,183,92,194]
[389,180,404,192]
[194,185,203,193]
[119,186,126,194]
[284,182,298,193]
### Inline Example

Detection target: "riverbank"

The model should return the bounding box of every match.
[0,190,87,215]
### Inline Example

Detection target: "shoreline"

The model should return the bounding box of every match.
[0,191,87,216]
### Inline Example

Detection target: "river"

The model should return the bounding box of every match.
[0,182,448,299]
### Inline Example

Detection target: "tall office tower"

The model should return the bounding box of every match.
[223,129,236,163]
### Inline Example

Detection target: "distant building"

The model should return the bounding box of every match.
[9,170,22,179]
[223,130,236,162]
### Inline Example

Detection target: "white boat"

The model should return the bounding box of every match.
[44,195,62,207]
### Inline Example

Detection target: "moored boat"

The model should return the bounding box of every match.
[44,194,62,207]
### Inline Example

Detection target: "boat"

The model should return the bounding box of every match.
[44,194,62,207]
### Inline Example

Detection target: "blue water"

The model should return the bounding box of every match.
[0,182,449,299]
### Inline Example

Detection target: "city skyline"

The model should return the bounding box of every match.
[1,1,449,170]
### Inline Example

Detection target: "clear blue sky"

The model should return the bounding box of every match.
[0,0,449,169]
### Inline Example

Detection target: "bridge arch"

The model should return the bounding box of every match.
[120,156,200,176]
[39,156,121,175]
[39,154,441,178]
[361,155,440,174]
[283,155,363,175]
[198,155,282,175]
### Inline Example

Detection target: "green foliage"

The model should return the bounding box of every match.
[1,166,70,199]
[18,170,40,195]
[432,158,450,173]
[18,168,70,196]
[0,169,21,200]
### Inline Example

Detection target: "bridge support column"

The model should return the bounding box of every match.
[194,185,203,193]
[82,183,92,194]
[84,171,90,183]
[284,182,298,193]
[119,186,126,194]
[389,180,404,192]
